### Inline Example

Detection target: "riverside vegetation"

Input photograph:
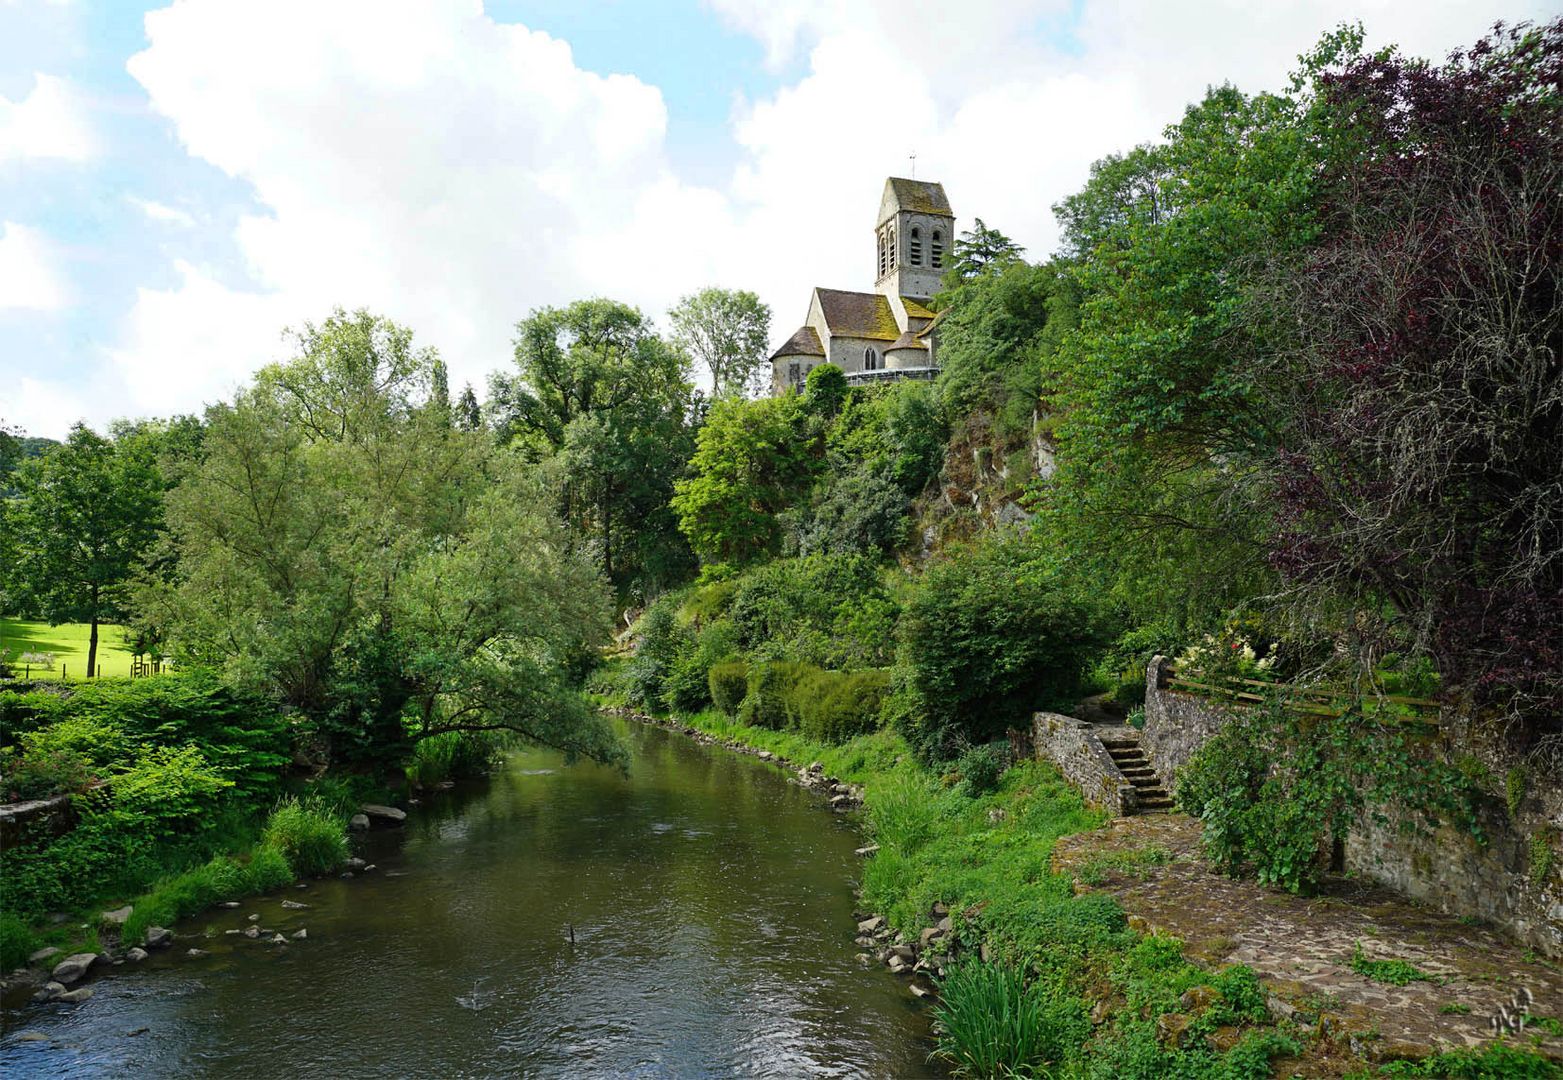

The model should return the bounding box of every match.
[1,19,1560,1079]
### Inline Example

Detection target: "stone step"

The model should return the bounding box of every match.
[1136,789,1171,802]
[1111,753,1148,765]
[1119,767,1155,778]
[1127,775,1163,789]
[1099,739,1140,751]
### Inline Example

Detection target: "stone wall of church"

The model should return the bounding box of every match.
[878,211,952,300]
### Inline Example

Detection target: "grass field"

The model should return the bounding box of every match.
[0,618,138,680]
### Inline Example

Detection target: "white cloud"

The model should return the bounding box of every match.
[0,221,68,311]
[0,73,95,163]
[82,0,1551,431]
[127,195,196,227]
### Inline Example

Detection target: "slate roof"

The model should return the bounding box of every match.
[770,324,825,360]
[815,288,900,341]
[885,178,953,216]
[901,296,936,320]
[888,330,928,352]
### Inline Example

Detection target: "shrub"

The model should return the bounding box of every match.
[662,619,740,714]
[18,713,136,767]
[406,731,501,787]
[793,669,891,743]
[626,593,689,710]
[0,747,95,801]
[955,743,1007,798]
[121,843,295,944]
[727,553,899,668]
[931,960,1089,1078]
[708,660,749,716]
[261,798,348,877]
[0,912,37,971]
[890,533,1106,761]
[738,660,819,730]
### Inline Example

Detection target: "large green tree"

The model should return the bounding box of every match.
[7,424,163,677]
[668,287,773,398]
[489,298,697,596]
[146,309,620,768]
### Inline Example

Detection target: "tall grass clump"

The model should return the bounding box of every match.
[0,912,38,970]
[261,798,348,877]
[931,959,1089,1077]
[406,730,501,787]
[120,844,293,944]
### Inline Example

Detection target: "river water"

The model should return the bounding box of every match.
[0,719,940,1078]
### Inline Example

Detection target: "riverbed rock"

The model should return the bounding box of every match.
[855,952,875,966]
[888,955,909,974]
[145,927,172,948]
[758,750,773,761]
[100,905,133,928]
[126,948,148,963]
[269,934,287,944]
[345,857,367,870]
[280,900,309,909]
[28,946,61,966]
[807,761,824,773]
[919,926,945,948]
[931,901,949,918]
[32,981,65,1002]
[854,844,879,858]
[58,987,94,1004]
[292,929,307,940]
[15,1030,49,1042]
[360,804,406,827]
[185,948,209,959]
[50,953,99,985]
[348,813,370,831]
[219,901,241,908]
[247,913,260,922]
[829,793,856,810]
[910,982,934,999]
[243,925,261,939]
[856,916,885,934]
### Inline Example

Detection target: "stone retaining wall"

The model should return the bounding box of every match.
[1031,712,1136,816]
[1140,655,1233,796]
[1135,656,1563,957]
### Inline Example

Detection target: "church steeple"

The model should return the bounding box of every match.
[875,177,953,302]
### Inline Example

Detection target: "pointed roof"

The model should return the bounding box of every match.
[880,177,953,222]
[770,324,825,360]
[814,288,900,341]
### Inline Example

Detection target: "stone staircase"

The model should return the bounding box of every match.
[1098,730,1175,814]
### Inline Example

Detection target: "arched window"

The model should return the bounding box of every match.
[886,225,897,270]
[931,229,944,269]
[909,226,922,265]
[864,347,880,371]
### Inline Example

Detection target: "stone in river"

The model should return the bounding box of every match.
[243,925,261,939]
[360,804,406,826]
[58,987,94,1004]
[32,982,65,1002]
[186,948,209,959]
[50,953,99,985]
[348,813,370,832]
[856,916,885,933]
[292,928,308,940]
[280,900,309,909]
[126,948,149,962]
[145,927,172,948]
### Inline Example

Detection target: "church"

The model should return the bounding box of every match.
[769,177,952,394]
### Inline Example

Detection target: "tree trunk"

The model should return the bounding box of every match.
[87,611,99,680]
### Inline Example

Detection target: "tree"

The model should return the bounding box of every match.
[671,394,817,567]
[455,384,483,431]
[942,218,1025,285]
[8,424,163,677]
[146,309,621,768]
[1252,19,1563,737]
[668,287,773,398]
[489,299,697,595]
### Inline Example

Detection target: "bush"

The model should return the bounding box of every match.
[890,533,1106,761]
[662,619,740,714]
[626,593,689,710]
[738,660,819,730]
[708,660,749,716]
[931,960,1089,1078]
[261,798,348,877]
[727,553,899,668]
[121,843,295,944]
[955,743,1007,798]
[0,912,37,971]
[793,669,890,742]
[406,731,502,787]
[0,747,95,801]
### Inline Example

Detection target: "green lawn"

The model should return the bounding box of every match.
[0,618,138,680]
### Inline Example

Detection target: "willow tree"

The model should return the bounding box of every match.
[146,308,621,769]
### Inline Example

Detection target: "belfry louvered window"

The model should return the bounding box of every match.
[931,230,944,269]
[909,227,922,265]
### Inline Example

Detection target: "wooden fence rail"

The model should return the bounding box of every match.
[1163,665,1442,724]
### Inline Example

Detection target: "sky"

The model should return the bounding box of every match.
[0,0,1551,439]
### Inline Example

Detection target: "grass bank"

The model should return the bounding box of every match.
[614,698,1554,1078]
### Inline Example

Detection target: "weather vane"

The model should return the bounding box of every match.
[909,150,917,179]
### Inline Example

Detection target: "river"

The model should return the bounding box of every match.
[0,718,940,1078]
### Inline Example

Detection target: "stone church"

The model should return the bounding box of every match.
[769,177,952,394]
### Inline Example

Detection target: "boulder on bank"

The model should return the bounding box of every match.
[359,804,406,827]
[58,987,94,1004]
[32,981,65,1002]
[28,946,61,966]
[145,927,172,948]
[100,905,133,928]
[50,953,100,985]
[126,948,148,963]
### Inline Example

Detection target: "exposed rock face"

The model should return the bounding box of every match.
[50,953,100,985]
[360,804,406,826]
